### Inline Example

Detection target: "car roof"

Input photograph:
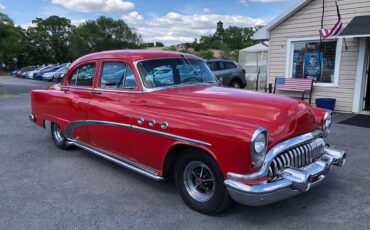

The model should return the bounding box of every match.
[70,50,202,70]
[206,59,235,62]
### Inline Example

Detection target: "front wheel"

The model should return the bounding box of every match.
[175,149,232,215]
[51,122,70,150]
[230,79,242,88]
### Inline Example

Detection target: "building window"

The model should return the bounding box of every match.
[287,37,342,87]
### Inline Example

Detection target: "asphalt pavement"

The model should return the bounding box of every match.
[0,76,370,230]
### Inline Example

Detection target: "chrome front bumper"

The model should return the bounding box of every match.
[225,146,346,206]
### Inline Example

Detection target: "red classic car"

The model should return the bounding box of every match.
[30,50,346,214]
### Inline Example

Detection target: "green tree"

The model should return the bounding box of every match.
[0,13,24,70]
[190,25,262,60]
[155,41,164,47]
[24,16,75,65]
[197,50,214,59]
[0,12,14,25]
[69,16,142,59]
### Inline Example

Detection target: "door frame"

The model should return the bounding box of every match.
[352,37,370,113]
[362,41,370,111]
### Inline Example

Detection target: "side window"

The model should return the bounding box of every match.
[214,61,225,71]
[100,62,137,89]
[101,62,126,88]
[224,61,237,69]
[206,62,215,71]
[124,67,137,88]
[68,69,79,85]
[68,64,96,87]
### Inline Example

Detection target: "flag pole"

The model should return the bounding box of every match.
[319,0,325,83]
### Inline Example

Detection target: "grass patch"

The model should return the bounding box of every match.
[0,92,16,98]
[0,72,10,77]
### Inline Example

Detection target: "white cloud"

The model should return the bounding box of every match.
[239,0,248,6]
[71,19,86,26]
[19,22,36,29]
[203,8,211,13]
[18,19,86,29]
[131,12,264,45]
[51,0,134,13]
[0,3,5,10]
[121,11,143,24]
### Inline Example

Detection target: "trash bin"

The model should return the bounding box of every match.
[315,98,336,111]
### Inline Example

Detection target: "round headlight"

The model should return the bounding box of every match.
[251,128,268,167]
[323,111,332,136]
[254,133,266,154]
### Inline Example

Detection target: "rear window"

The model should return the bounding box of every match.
[224,61,237,69]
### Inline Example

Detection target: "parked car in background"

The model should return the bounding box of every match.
[10,70,18,76]
[30,50,346,215]
[24,66,48,79]
[42,64,70,81]
[53,65,70,82]
[206,59,246,88]
[16,66,36,78]
[33,65,57,80]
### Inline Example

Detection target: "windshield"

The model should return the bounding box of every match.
[137,58,216,89]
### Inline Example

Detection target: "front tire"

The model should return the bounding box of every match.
[175,149,232,215]
[51,122,70,150]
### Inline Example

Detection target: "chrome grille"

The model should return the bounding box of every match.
[268,138,324,179]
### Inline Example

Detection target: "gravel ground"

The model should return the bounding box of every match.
[1,76,370,230]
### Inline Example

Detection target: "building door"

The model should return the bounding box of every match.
[364,44,370,111]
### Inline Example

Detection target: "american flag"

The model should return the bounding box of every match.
[319,1,342,39]
[275,78,313,92]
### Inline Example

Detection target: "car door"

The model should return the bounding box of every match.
[87,60,140,160]
[59,62,97,143]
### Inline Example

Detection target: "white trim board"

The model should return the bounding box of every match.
[284,37,343,88]
[352,38,369,113]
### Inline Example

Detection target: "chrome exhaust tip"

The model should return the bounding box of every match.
[29,114,35,122]
[282,168,312,192]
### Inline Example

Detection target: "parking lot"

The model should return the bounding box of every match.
[1,76,370,229]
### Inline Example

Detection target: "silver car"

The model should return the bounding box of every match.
[206,59,246,88]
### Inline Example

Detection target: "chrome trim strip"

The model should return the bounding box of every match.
[59,84,143,94]
[69,140,163,181]
[131,125,211,146]
[64,120,211,147]
[227,130,323,181]
[92,88,143,94]
[60,85,93,91]
[64,120,131,139]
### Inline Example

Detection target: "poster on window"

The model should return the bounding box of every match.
[303,52,323,82]
[292,52,299,78]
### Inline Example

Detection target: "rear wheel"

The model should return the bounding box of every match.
[51,122,70,150]
[175,149,232,215]
[230,79,242,88]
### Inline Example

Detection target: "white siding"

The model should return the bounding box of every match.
[268,0,370,112]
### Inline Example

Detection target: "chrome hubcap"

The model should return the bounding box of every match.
[183,161,215,202]
[232,82,241,88]
[53,124,65,143]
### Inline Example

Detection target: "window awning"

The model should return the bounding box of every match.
[339,16,370,38]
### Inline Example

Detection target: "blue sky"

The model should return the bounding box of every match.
[0,0,298,44]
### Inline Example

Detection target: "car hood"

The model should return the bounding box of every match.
[146,84,320,146]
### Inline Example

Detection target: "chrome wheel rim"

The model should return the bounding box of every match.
[232,82,241,88]
[53,124,65,143]
[183,161,215,202]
